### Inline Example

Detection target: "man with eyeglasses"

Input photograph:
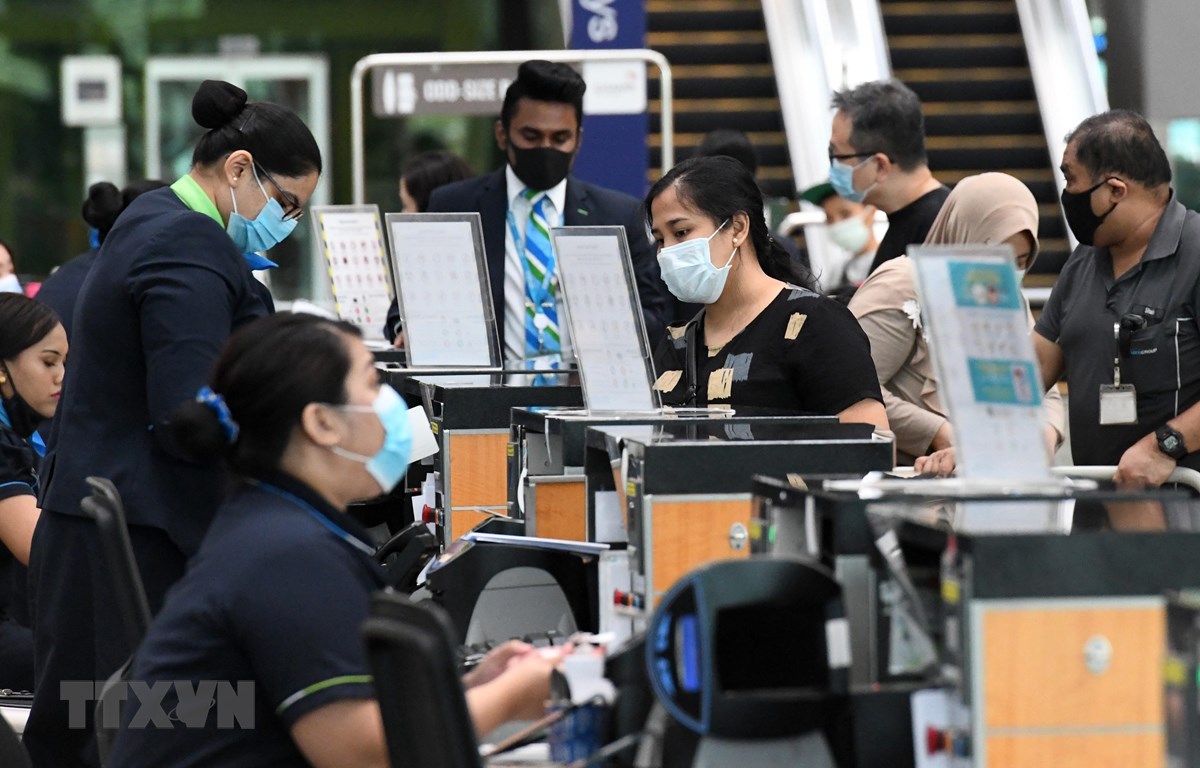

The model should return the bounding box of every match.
[828,80,949,277]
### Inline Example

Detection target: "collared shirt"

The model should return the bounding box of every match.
[1036,194,1200,468]
[170,175,278,271]
[108,472,385,767]
[502,164,572,363]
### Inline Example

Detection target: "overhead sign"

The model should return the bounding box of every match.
[372,64,516,117]
[370,59,648,120]
[61,55,122,127]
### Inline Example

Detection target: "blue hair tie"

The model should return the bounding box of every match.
[195,386,239,445]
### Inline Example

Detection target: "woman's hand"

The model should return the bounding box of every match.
[466,644,573,734]
[915,446,957,477]
[461,640,532,689]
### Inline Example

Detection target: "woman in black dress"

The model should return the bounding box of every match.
[648,156,888,430]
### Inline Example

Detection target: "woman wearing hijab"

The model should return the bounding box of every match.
[848,172,1064,465]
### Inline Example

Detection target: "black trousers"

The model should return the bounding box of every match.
[23,510,186,768]
[0,617,33,692]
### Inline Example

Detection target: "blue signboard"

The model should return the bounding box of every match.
[569,0,650,199]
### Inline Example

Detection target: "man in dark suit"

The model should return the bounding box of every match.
[427,60,671,370]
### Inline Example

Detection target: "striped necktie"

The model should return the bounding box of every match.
[521,189,561,371]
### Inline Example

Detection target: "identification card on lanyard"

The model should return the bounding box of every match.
[1100,320,1138,425]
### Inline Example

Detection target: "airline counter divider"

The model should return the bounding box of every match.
[508,407,837,543]
[403,377,582,547]
[749,477,1200,768]
[582,421,893,618]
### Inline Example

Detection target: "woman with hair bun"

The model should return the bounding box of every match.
[35,179,167,340]
[647,156,888,430]
[108,312,564,767]
[26,79,322,766]
[0,294,66,692]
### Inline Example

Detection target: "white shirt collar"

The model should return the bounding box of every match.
[505,164,568,217]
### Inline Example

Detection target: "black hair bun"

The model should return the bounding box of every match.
[192,80,248,130]
[81,182,123,232]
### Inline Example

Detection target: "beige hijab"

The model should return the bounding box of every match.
[922,172,1040,267]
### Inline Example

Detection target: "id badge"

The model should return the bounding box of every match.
[1099,384,1138,425]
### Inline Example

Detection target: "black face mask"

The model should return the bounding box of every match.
[0,367,44,439]
[1060,177,1118,246]
[507,143,575,192]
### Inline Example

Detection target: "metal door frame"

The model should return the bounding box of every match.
[144,55,332,300]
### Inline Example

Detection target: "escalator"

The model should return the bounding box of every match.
[645,0,796,199]
[880,0,1071,273]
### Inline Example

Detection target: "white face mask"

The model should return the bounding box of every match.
[827,216,871,255]
[1014,268,1026,283]
[0,274,21,294]
[656,219,736,305]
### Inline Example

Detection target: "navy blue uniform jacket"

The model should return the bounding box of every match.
[426,168,672,351]
[35,248,99,340]
[39,186,270,555]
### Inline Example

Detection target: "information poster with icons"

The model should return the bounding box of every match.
[910,245,1050,482]
[313,205,393,341]
[384,212,500,368]
[552,226,657,412]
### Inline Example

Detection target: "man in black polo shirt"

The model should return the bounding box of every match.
[827,80,949,276]
[1034,110,1200,489]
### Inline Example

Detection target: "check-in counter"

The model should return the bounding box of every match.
[584,422,894,613]
[508,408,836,542]
[752,477,1200,767]
[401,377,582,545]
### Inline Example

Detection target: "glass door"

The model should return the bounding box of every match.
[144,56,331,304]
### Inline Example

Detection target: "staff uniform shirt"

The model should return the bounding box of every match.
[652,285,883,412]
[502,165,572,364]
[0,404,36,628]
[108,473,385,768]
[1035,196,1200,469]
[39,178,270,555]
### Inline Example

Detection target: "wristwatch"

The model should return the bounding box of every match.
[1155,424,1188,460]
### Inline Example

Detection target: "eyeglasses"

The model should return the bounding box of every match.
[255,163,304,222]
[828,150,881,164]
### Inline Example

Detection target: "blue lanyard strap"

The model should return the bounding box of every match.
[251,481,376,557]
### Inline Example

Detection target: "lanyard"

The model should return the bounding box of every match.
[506,204,557,308]
[252,481,375,557]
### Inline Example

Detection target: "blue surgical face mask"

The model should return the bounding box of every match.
[227,164,298,254]
[327,384,413,494]
[657,219,736,305]
[829,156,876,203]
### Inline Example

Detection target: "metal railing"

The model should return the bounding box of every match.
[349,49,674,205]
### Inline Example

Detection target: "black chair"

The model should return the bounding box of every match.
[374,522,438,593]
[79,477,153,766]
[362,591,481,768]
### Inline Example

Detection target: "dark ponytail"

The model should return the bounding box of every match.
[167,313,361,479]
[645,156,815,290]
[190,79,322,179]
[82,179,167,244]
